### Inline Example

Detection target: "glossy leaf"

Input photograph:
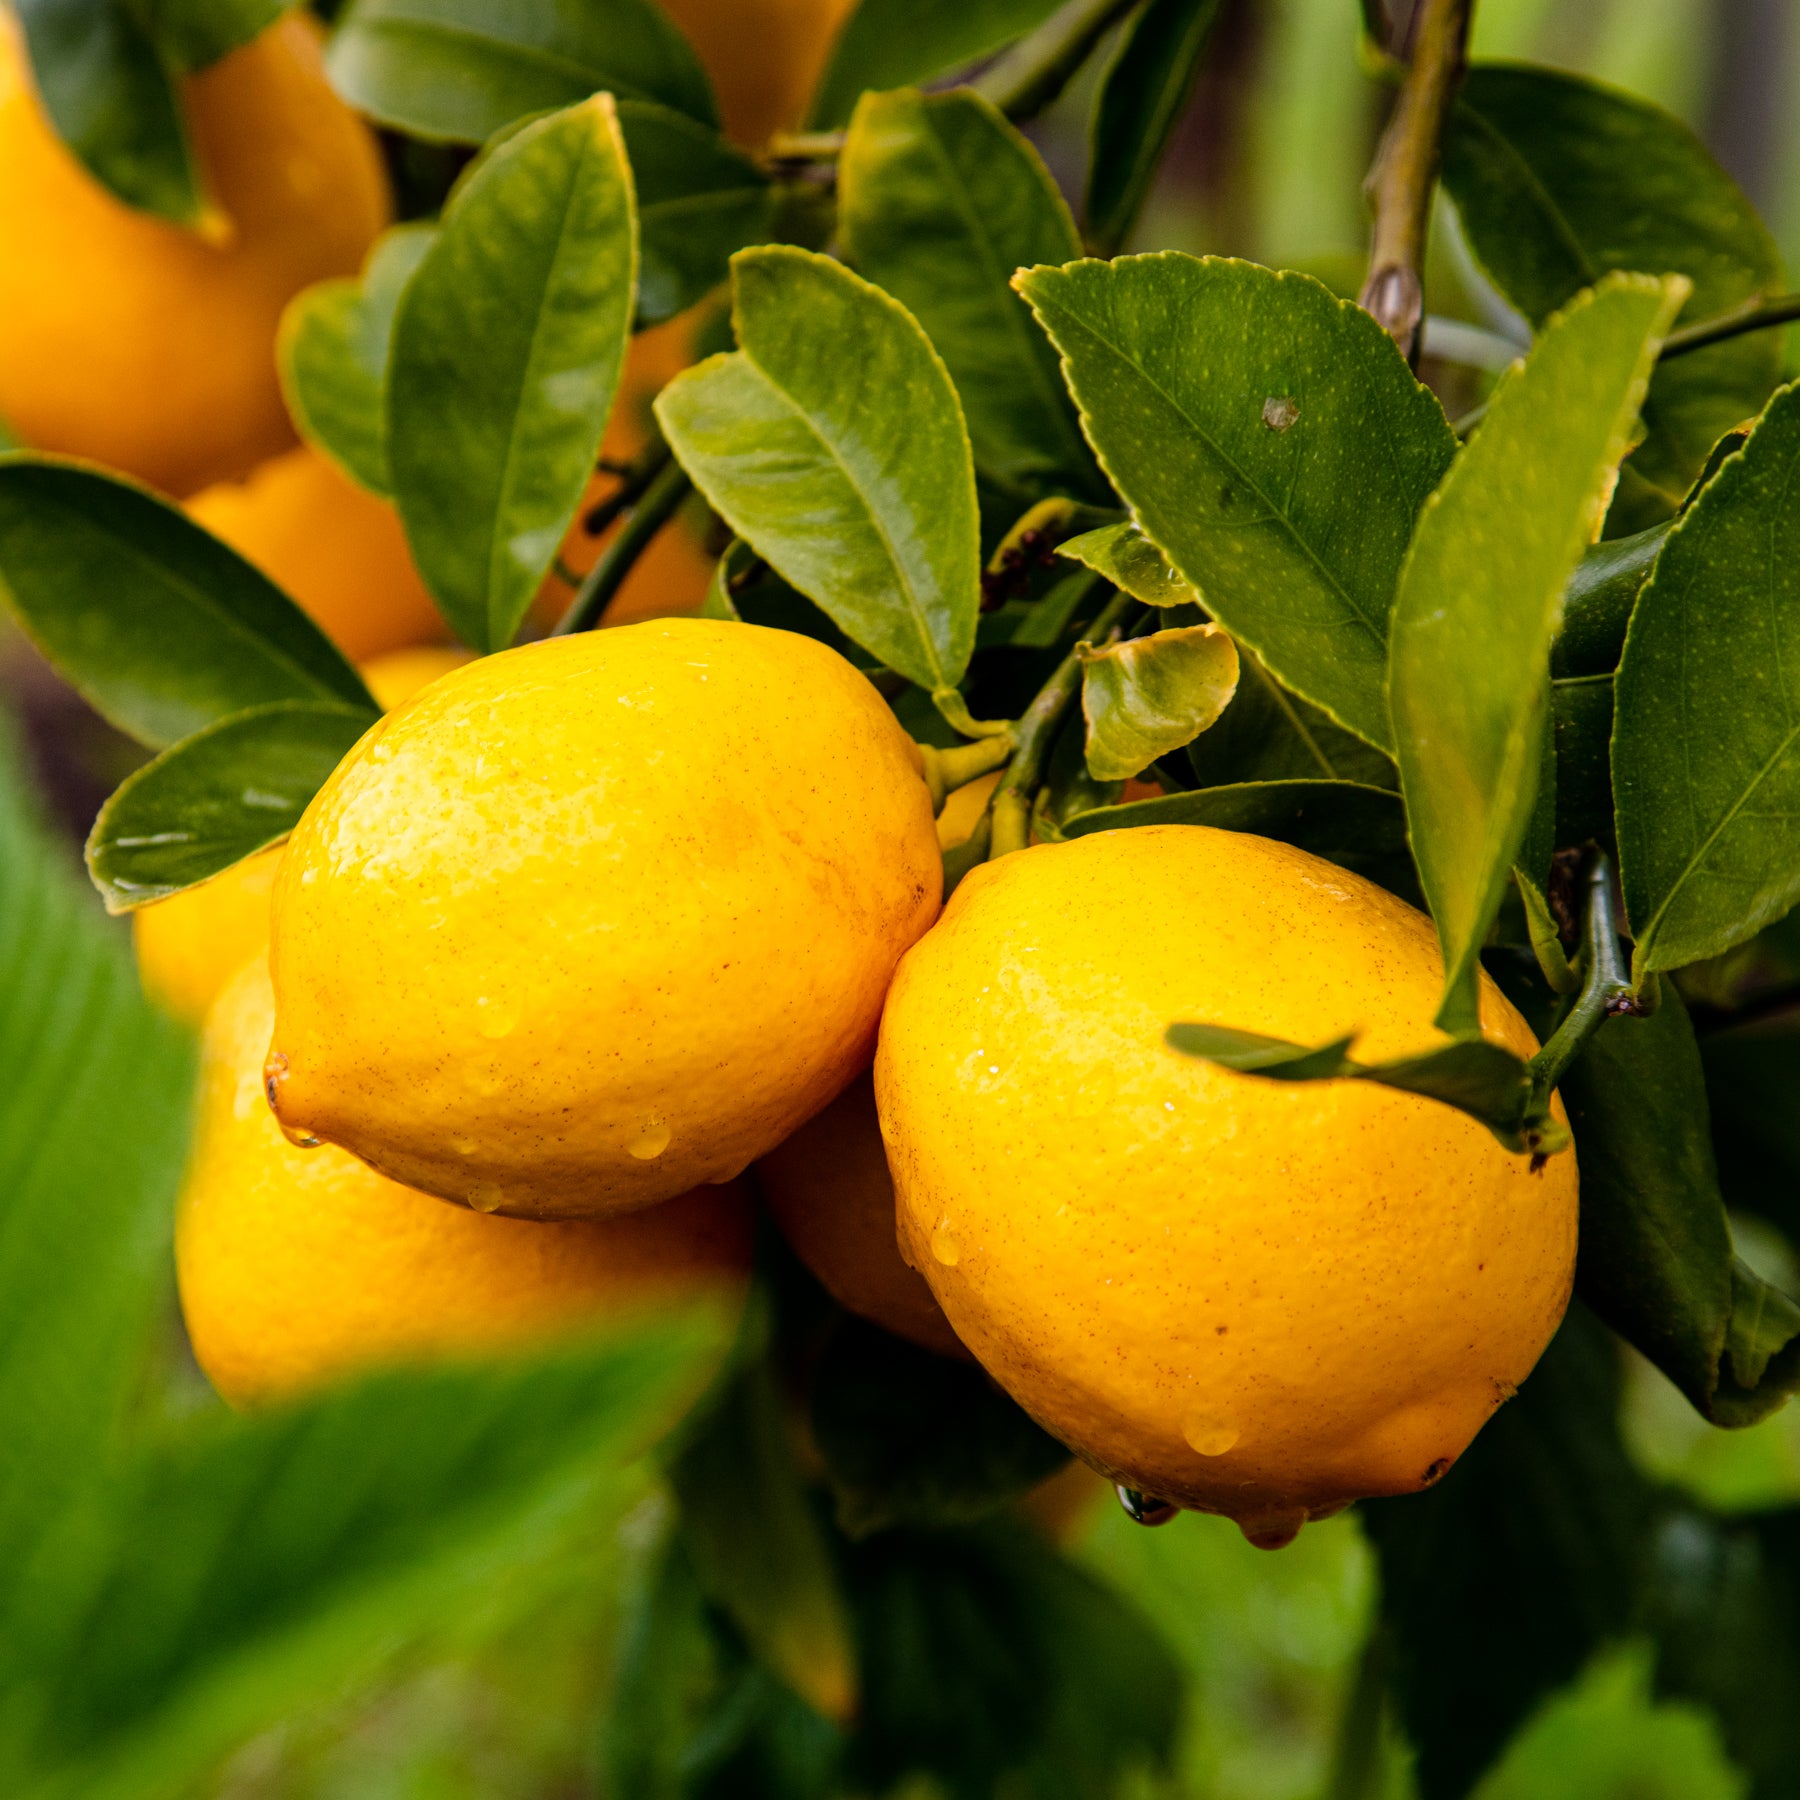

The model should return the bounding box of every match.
[324,0,717,143]
[1551,523,1670,679]
[1553,674,1615,850]
[1443,63,1785,527]
[620,102,774,327]
[86,702,374,912]
[13,0,201,222]
[1389,275,1681,1034]
[1086,0,1223,255]
[1017,255,1456,750]
[1615,382,1800,977]
[1078,624,1238,780]
[279,224,436,497]
[388,96,638,652]
[808,0,1065,128]
[143,0,291,71]
[1057,521,1194,606]
[657,247,981,695]
[1562,989,1800,1427]
[0,459,374,748]
[838,88,1099,498]
[810,1319,1069,1538]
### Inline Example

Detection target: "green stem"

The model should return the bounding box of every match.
[1525,852,1637,1112]
[1659,290,1800,363]
[918,734,1018,812]
[579,437,674,544]
[553,459,693,636]
[973,0,1140,121]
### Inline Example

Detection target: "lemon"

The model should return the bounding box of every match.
[659,0,857,146]
[0,16,388,497]
[267,620,941,1218]
[180,958,754,1406]
[758,1072,970,1360]
[875,825,1577,1547]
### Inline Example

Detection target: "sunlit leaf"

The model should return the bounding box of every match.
[1078,624,1238,780]
[1057,521,1194,606]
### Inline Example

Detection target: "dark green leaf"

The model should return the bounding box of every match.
[388,96,638,652]
[1443,63,1785,528]
[810,1319,1069,1538]
[1702,1001,1800,1242]
[85,701,374,912]
[1057,521,1194,605]
[671,1361,859,1726]
[838,88,1100,499]
[0,459,375,748]
[1561,988,1800,1426]
[1017,255,1456,750]
[1390,274,1680,1033]
[1553,674,1614,849]
[141,0,291,71]
[807,0,1065,129]
[1065,774,1404,855]
[657,247,981,695]
[1165,1021,1358,1079]
[324,0,717,143]
[1615,381,1800,977]
[14,0,202,222]
[621,102,774,328]
[1085,0,1223,255]
[1363,1306,1654,1800]
[279,224,436,497]
[1551,522,1670,679]
[1078,624,1237,780]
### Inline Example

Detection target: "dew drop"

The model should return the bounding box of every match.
[279,1123,323,1150]
[930,1221,960,1266]
[468,1182,505,1214]
[451,1135,478,1156]
[262,1050,288,1112]
[1116,1486,1179,1526]
[1182,1412,1240,1457]
[475,995,520,1039]
[1238,1509,1306,1550]
[629,1122,671,1160]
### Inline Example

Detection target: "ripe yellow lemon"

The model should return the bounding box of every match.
[180,958,754,1406]
[266,620,941,1218]
[0,15,389,497]
[758,1072,970,1360]
[659,0,857,146]
[875,826,1577,1548]
[133,647,472,1025]
[187,445,445,661]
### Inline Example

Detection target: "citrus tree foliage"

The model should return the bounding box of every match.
[7,0,1800,1794]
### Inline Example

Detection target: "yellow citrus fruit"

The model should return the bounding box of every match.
[187,445,445,661]
[936,771,1001,850]
[179,957,754,1406]
[659,0,857,146]
[132,647,472,1025]
[758,1071,970,1360]
[266,620,942,1218]
[0,15,389,498]
[875,825,1577,1548]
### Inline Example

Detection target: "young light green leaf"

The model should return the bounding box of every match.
[1389,274,1683,1035]
[86,701,374,912]
[618,102,775,327]
[1086,0,1223,255]
[838,88,1100,498]
[0,459,375,748]
[656,247,981,695]
[278,224,435,498]
[807,0,1065,128]
[14,0,202,222]
[1058,521,1194,606]
[1443,64,1784,527]
[1017,255,1456,750]
[141,0,291,72]
[324,0,717,143]
[1078,624,1237,780]
[1615,381,1800,977]
[388,96,638,652]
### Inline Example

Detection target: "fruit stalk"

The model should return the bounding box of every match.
[555,457,694,635]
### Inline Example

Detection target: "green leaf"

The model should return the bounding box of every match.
[1362,1306,1655,1800]
[1057,521,1194,606]
[1443,63,1785,528]
[1077,624,1238,780]
[14,0,202,223]
[85,702,374,912]
[324,0,717,143]
[1553,674,1615,850]
[1085,0,1223,255]
[807,0,1066,129]
[1551,522,1670,679]
[1016,254,1456,750]
[1701,1001,1800,1243]
[279,224,436,498]
[838,88,1100,499]
[141,0,291,71]
[671,1360,859,1727]
[657,247,981,695]
[388,96,638,652]
[1389,274,1682,1035]
[620,102,774,328]
[1615,381,1800,978]
[0,459,375,749]
[1561,989,1800,1427]
[810,1318,1069,1538]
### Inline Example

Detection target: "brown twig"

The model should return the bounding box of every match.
[1357,0,1473,362]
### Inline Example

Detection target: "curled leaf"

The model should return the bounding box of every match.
[1078,625,1238,781]
[1057,521,1196,607]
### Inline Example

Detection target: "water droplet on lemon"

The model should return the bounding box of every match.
[468,1182,505,1214]
[1182,1412,1239,1457]
[475,996,520,1039]
[629,1122,671,1160]
[930,1222,960,1266]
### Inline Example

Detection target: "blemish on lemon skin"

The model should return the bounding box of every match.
[629,1122,671,1160]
